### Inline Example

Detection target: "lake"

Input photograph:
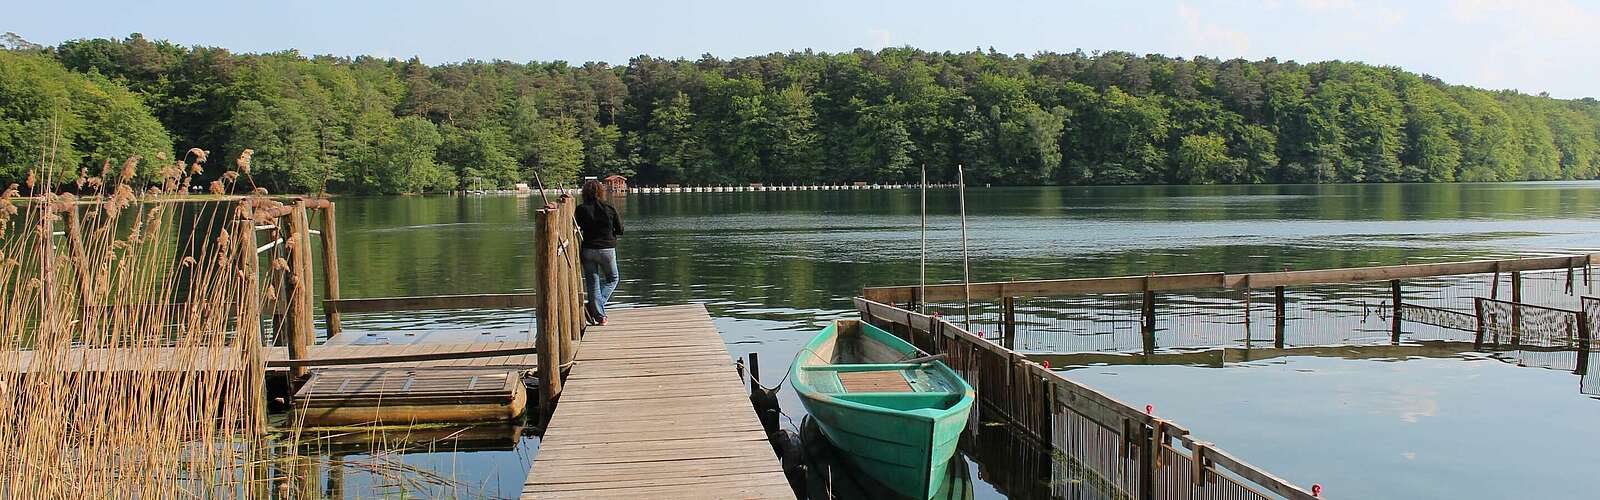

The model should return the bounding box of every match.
[310,182,1600,498]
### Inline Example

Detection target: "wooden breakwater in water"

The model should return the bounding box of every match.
[855,254,1600,499]
[856,297,1319,500]
[864,254,1599,354]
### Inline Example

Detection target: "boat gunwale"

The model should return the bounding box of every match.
[790,321,975,421]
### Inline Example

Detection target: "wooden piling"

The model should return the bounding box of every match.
[1473,298,1487,349]
[1141,283,1156,355]
[562,197,582,363]
[1510,271,1522,346]
[234,216,265,432]
[283,202,314,380]
[1390,280,1403,343]
[1273,285,1286,349]
[317,202,342,337]
[535,204,563,406]
[1002,295,1016,349]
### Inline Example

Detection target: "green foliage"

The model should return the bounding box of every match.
[0,50,171,183]
[8,38,1600,192]
[1175,134,1243,184]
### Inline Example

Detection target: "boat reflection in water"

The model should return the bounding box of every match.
[797,416,974,500]
[795,414,1127,500]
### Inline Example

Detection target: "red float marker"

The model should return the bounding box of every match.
[1040,360,1050,369]
[1145,404,1154,415]
[1312,484,1322,497]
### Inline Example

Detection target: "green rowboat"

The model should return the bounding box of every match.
[790,320,975,499]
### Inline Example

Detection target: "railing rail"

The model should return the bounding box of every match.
[864,254,1598,303]
[856,297,1318,500]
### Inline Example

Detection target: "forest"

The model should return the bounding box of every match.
[3,32,1599,194]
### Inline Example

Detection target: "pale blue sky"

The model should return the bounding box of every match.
[9,0,1597,98]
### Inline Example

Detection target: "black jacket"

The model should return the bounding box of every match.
[575,200,623,249]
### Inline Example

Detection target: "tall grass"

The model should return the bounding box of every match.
[0,149,275,497]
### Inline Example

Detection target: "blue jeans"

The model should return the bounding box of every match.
[581,248,619,318]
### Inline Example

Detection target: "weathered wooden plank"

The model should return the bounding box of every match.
[324,293,538,313]
[525,304,787,499]
[265,344,537,368]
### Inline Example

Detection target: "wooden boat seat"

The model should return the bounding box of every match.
[837,370,913,393]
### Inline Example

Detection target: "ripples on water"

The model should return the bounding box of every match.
[309,183,1600,498]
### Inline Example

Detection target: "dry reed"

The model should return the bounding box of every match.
[2,145,487,498]
[0,148,276,497]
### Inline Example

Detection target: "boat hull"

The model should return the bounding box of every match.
[800,392,968,499]
[790,320,975,499]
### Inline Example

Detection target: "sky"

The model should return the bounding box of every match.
[8,0,1597,98]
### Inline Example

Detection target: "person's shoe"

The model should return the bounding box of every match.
[597,317,609,326]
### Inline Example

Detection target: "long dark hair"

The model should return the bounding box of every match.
[581,179,606,204]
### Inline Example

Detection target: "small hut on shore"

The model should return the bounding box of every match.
[604,175,627,195]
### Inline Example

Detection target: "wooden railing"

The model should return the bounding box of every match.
[856,297,1318,500]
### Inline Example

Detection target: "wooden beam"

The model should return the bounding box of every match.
[1391,280,1403,343]
[317,202,342,336]
[536,204,563,404]
[265,345,537,368]
[323,293,538,313]
[283,202,313,380]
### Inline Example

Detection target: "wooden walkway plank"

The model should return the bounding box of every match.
[524,304,792,499]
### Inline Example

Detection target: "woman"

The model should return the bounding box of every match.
[575,179,623,325]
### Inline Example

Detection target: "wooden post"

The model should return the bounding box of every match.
[748,353,761,396]
[1137,423,1155,500]
[1273,285,1287,349]
[1473,298,1487,349]
[1002,295,1016,350]
[1578,303,1592,351]
[283,202,314,380]
[235,217,265,433]
[1141,280,1156,355]
[1391,280,1403,343]
[564,197,583,355]
[536,205,563,405]
[1510,271,1522,346]
[317,202,342,338]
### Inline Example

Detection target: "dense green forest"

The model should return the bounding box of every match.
[3,33,1599,194]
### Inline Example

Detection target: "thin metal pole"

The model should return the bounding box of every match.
[920,164,927,315]
[958,165,971,332]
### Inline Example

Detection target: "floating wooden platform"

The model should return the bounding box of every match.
[293,368,528,425]
[523,304,792,500]
[0,342,538,375]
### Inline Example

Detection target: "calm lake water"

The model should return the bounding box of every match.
[311,182,1600,498]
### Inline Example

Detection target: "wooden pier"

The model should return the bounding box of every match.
[7,194,793,496]
[522,304,792,500]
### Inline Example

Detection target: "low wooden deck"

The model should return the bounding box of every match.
[523,304,792,499]
[0,342,538,374]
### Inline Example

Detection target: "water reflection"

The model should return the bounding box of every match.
[1058,348,1600,499]
[279,423,536,499]
[298,183,1600,498]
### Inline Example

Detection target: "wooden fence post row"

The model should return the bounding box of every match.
[536,196,586,406]
[851,297,1321,500]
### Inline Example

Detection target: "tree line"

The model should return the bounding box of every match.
[3,32,1599,194]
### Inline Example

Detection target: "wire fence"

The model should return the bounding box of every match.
[897,262,1599,356]
[859,298,1318,500]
